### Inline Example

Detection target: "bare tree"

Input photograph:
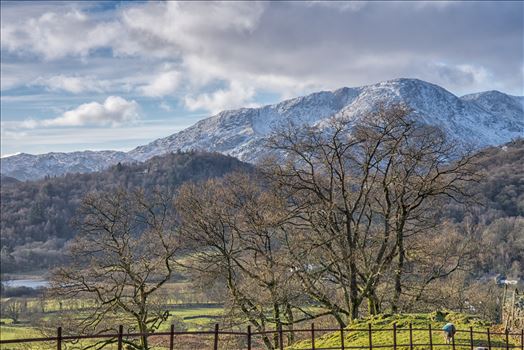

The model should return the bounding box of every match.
[2,298,25,323]
[263,104,478,323]
[175,174,319,349]
[50,188,181,350]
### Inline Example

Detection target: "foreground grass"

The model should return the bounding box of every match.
[0,326,47,350]
[2,311,521,349]
[0,305,225,349]
[290,312,521,350]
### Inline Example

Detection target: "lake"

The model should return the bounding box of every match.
[4,279,49,289]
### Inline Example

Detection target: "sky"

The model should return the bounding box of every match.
[1,1,523,157]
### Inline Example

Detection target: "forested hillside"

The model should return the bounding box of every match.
[473,139,524,218]
[443,139,523,278]
[0,152,252,272]
[1,140,522,278]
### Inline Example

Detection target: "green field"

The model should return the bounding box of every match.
[0,303,226,350]
[2,299,522,350]
[289,312,522,350]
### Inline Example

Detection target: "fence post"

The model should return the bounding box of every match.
[368,323,373,350]
[118,325,123,350]
[311,323,316,350]
[169,324,174,350]
[429,324,433,350]
[279,323,284,350]
[521,329,523,350]
[393,323,397,350]
[340,325,345,350]
[247,325,252,350]
[487,328,492,350]
[213,323,219,350]
[57,326,62,350]
[469,326,474,350]
[506,328,510,350]
[452,330,456,350]
[409,323,413,350]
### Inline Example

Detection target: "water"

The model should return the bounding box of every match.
[3,279,49,289]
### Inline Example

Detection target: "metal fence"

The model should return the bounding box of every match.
[1,323,523,350]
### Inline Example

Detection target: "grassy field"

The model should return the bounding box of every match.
[0,290,226,349]
[2,304,522,350]
[0,304,225,332]
[289,312,522,350]
[0,304,226,350]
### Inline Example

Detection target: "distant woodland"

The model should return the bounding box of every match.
[0,140,522,281]
[0,152,252,273]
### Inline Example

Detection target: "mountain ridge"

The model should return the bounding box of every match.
[2,78,523,180]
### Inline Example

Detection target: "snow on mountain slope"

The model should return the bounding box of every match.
[128,89,357,162]
[1,151,132,181]
[2,79,523,181]
[129,78,523,162]
[461,90,524,123]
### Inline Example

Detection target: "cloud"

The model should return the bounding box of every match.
[115,2,266,57]
[184,81,257,114]
[23,96,139,128]
[1,7,119,60]
[2,1,522,98]
[431,62,490,87]
[140,70,181,97]
[111,1,522,96]
[32,75,112,94]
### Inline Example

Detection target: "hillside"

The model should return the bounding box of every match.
[0,151,252,272]
[2,79,523,181]
[0,174,19,185]
[1,140,522,277]
[290,312,520,350]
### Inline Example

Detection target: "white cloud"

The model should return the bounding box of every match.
[184,81,258,114]
[32,75,112,94]
[1,1,522,120]
[1,8,119,60]
[116,2,266,57]
[140,70,181,97]
[2,1,520,99]
[431,62,490,87]
[22,96,140,128]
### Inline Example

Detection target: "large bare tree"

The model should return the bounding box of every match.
[50,188,181,350]
[263,104,478,323]
[175,174,321,349]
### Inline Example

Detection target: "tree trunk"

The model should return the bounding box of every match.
[367,290,381,315]
[138,321,149,350]
[392,235,404,313]
[273,302,280,349]
[349,256,360,321]
[285,301,295,344]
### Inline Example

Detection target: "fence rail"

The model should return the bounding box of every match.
[1,323,523,349]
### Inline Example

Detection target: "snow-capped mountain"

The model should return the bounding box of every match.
[129,78,523,162]
[0,151,132,181]
[2,79,523,181]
